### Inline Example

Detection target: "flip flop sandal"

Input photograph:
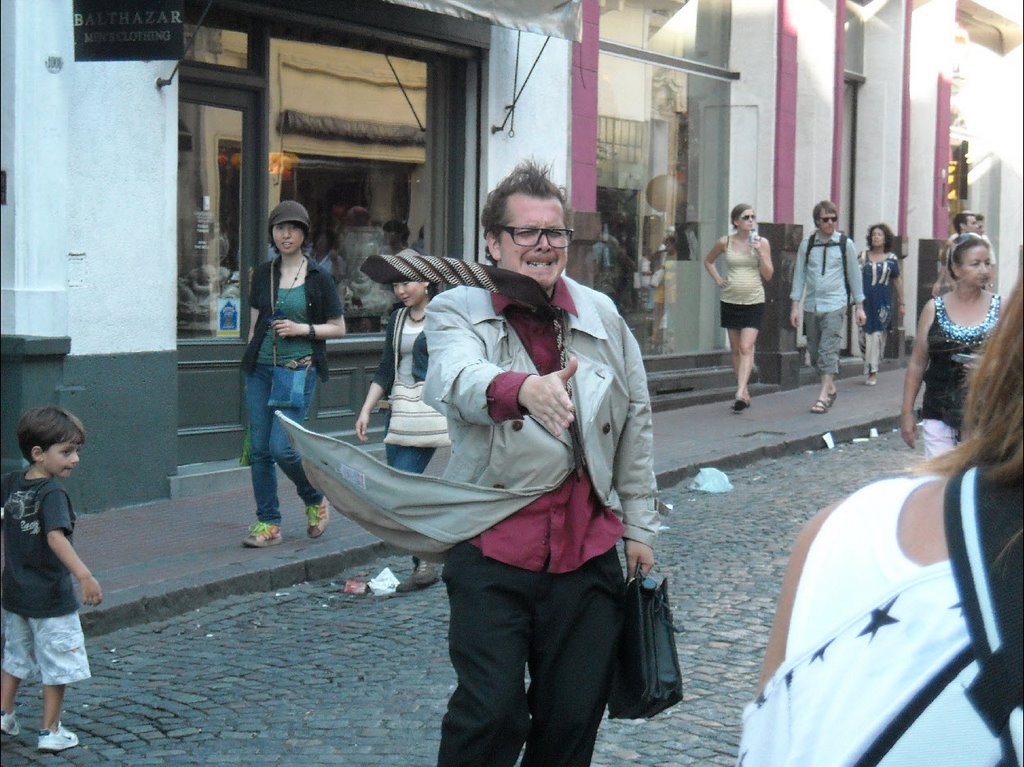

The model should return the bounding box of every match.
[810,399,829,414]
[826,390,838,407]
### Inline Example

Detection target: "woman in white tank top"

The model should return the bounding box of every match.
[355,260,443,592]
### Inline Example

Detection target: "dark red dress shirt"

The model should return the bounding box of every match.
[470,279,625,573]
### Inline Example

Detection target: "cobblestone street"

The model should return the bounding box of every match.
[1,431,924,766]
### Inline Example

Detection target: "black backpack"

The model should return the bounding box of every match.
[857,468,1023,766]
[804,233,852,304]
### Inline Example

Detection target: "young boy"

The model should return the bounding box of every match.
[0,406,102,753]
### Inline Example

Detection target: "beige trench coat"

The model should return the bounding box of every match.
[423,277,659,547]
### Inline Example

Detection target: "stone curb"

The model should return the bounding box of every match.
[654,415,901,498]
[80,416,900,637]
[82,541,396,637]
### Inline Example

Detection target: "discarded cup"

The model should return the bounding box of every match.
[822,432,835,449]
[869,427,879,438]
[343,580,368,595]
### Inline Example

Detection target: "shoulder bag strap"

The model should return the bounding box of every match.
[855,469,1021,766]
[840,234,852,302]
[392,307,408,379]
[270,261,278,367]
[945,468,1024,765]
[804,234,816,271]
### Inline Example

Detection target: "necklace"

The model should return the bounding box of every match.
[406,312,425,323]
[276,258,305,313]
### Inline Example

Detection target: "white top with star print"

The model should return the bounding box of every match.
[737,476,992,766]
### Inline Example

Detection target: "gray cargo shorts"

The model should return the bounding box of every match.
[804,308,846,376]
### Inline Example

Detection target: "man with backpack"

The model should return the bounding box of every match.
[790,200,866,414]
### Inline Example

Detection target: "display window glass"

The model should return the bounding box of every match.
[597,0,731,354]
[267,38,431,334]
[177,104,244,339]
[600,0,730,68]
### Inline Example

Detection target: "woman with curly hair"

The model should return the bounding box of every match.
[859,223,904,386]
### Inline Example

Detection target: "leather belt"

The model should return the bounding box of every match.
[281,355,312,370]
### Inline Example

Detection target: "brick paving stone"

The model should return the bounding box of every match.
[0,431,923,766]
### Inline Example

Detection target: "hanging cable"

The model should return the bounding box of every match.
[156,0,216,89]
[491,35,551,137]
[386,55,426,133]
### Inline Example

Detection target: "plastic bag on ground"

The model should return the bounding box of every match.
[367,567,400,595]
[688,467,733,493]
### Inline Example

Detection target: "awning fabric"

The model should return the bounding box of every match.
[278,111,427,146]
[378,0,582,42]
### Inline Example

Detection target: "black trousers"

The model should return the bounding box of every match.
[436,542,624,767]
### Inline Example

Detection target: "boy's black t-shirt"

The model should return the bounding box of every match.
[1,470,78,618]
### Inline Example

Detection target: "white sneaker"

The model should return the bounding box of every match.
[37,723,79,752]
[1,709,20,736]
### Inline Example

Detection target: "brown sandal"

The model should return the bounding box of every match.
[810,399,829,414]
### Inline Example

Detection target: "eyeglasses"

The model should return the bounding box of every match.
[818,215,837,223]
[740,214,756,221]
[498,226,573,248]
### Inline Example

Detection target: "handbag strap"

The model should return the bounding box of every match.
[857,469,1023,766]
[945,468,1024,764]
[270,261,278,367]
[392,307,408,385]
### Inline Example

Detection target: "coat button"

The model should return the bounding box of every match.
[602,422,611,434]
[493,483,506,489]
[511,420,524,431]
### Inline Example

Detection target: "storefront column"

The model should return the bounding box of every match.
[915,238,944,319]
[754,222,804,389]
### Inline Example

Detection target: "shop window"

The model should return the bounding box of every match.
[176,104,243,339]
[597,0,731,356]
[600,0,730,69]
[268,38,430,334]
[596,53,729,355]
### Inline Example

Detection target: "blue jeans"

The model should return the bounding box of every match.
[383,410,436,474]
[245,365,323,526]
[384,411,435,571]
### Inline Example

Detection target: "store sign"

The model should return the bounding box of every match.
[73,0,184,62]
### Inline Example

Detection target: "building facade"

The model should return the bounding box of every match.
[2,0,1021,511]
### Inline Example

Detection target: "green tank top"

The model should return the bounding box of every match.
[257,285,313,366]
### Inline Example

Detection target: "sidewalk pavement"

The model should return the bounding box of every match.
[75,370,907,636]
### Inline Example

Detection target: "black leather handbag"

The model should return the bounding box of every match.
[607,567,684,719]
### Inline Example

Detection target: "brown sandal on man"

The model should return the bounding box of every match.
[810,399,829,414]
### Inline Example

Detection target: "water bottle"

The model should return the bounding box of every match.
[748,226,760,252]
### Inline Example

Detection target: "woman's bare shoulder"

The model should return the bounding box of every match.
[897,478,948,565]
